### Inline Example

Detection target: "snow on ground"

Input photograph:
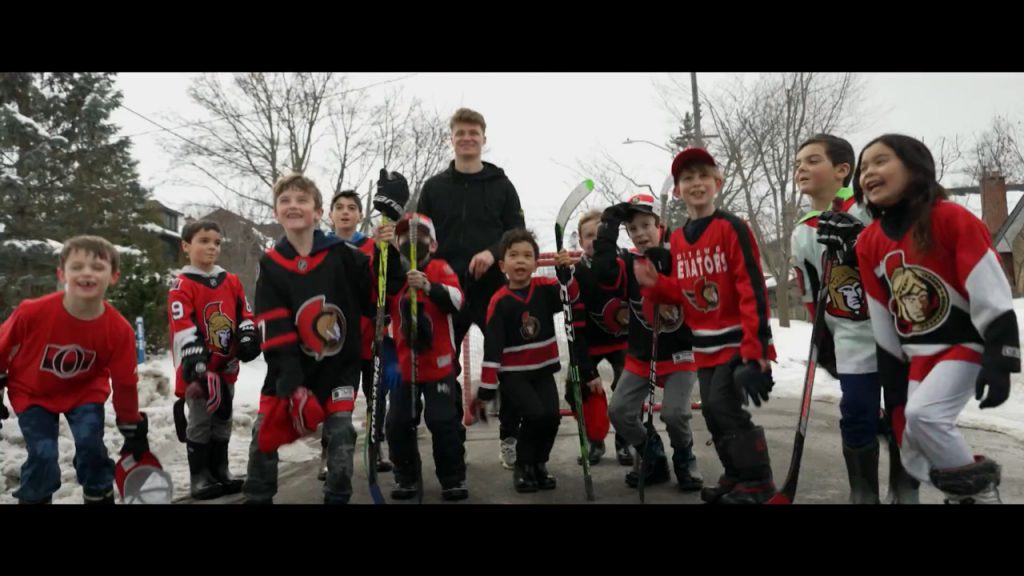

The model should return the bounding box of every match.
[0,354,315,504]
[767,308,1024,445]
[3,300,1023,503]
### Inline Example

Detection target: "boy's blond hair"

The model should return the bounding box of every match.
[60,235,120,275]
[577,208,602,235]
[450,107,486,134]
[272,172,323,210]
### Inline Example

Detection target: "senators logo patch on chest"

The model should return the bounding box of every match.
[590,297,629,337]
[683,277,720,313]
[40,344,97,379]
[520,312,541,340]
[882,251,950,336]
[296,296,347,360]
[825,264,868,321]
[203,301,235,355]
[630,298,683,333]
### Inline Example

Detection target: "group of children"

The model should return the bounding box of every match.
[0,131,1014,505]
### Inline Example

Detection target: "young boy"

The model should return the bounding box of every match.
[245,173,395,505]
[376,213,468,501]
[561,208,631,466]
[636,148,777,504]
[473,228,599,493]
[593,194,703,492]
[326,189,393,478]
[168,220,260,500]
[791,134,917,504]
[0,236,150,504]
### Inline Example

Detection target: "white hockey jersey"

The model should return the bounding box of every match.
[790,187,877,374]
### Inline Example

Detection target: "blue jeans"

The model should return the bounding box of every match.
[13,403,114,503]
[839,373,882,449]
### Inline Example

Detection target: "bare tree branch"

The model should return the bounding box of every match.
[659,72,866,326]
[164,73,339,219]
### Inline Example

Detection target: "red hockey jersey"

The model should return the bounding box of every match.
[168,265,255,397]
[643,210,776,368]
[0,292,141,423]
[856,200,1020,383]
[387,258,463,383]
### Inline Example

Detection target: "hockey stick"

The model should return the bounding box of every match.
[766,252,835,505]
[409,212,424,505]
[638,173,676,504]
[554,179,596,502]
[365,215,391,505]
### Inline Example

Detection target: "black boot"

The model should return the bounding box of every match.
[577,439,605,466]
[514,463,538,493]
[673,444,704,492]
[701,436,738,504]
[390,459,418,500]
[615,434,633,466]
[534,463,557,490]
[391,477,418,500]
[842,443,880,504]
[83,489,114,505]
[318,444,328,482]
[885,437,919,504]
[626,433,670,488]
[441,480,469,501]
[719,427,777,505]
[210,440,245,495]
[376,450,394,473]
[187,442,224,500]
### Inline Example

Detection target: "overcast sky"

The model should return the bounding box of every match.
[110,72,1024,249]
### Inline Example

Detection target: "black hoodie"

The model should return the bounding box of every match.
[417,161,525,285]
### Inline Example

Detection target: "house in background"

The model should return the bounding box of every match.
[186,208,283,303]
[144,199,185,265]
[947,175,1024,295]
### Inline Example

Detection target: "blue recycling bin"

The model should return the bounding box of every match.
[135,316,145,364]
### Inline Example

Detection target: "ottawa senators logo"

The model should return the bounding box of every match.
[520,311,541,340]
[589,297,629,337]
[203,301,234,355]
[826,265,868,321]
[630,298,683,333]
[40,344,97,379]
[296,296,347,360]
[683,277,720,313]
[883,251,950,336]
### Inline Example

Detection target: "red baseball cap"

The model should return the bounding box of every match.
[671,147,717,181]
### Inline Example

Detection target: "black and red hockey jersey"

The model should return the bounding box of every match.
[255,230,394,414]
[341,234,378,361]
[168,265,254,397]
[0,292,141,423]
[643,210,776,369]
[856,199,1020,385]
[385,257,463,383]
[573,255,629,357]
[480,276,595,391]
[592,222,696,379]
